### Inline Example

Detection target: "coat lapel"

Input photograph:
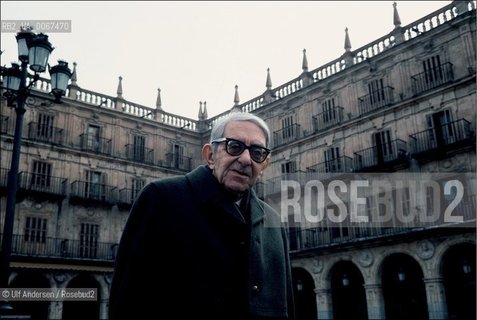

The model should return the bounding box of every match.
[186,165,246,224]
[249,189,265,226]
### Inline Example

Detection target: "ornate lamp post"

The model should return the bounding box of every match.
[0,27,72,308]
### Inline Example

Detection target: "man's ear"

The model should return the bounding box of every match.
[202,144,215,169]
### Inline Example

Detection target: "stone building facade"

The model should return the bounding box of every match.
[0,1,475,319]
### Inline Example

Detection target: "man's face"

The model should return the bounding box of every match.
[203,120,270,196]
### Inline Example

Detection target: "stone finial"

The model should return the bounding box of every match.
[263,68,276,104]
[393,2,402,29]
[198,101,203,118]
[70,62,77,85]
[67,62,79,99]
[301,49,313,87]
[344,28,352,52]
[203,101,208,118]
[116,76,123,99]
[234,85,240,106]
[452,0,470,14]
[302,49,309,72]
[156,88,162,110]
[266,68,272,90]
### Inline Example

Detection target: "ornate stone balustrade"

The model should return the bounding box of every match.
[25,1,474,133]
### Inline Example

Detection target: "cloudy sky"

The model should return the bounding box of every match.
[1,1,451,119]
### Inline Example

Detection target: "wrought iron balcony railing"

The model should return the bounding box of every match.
[264,171,307,196]
[27,122,64,145]
[0,168,9,189]
[0,115,10,135]
[164,153,192,171]
[273,124,301,148]
[288,193,476,252]
[70,180,117,205]
[411,62,454,96]
[306,156,354,179]
[353,139,408,172]
[409,119,474,156]
[117,187,143,210]
[79,134,112,155]
[0,233,117,262]
[18,171,67,198]
[124,144,155,165]
[358,86,395,115]
[312,106,344,132]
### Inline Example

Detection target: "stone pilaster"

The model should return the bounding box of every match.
[423,277,448,320]
[314,288,333,320]
[363,283,386,320]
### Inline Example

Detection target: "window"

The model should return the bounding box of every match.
[324,147,341,172]
[131,178,145,202]
[173,144,184,168]
[133,134,146,161]
[322,98,337,123]
[423,55,443,84]
[427,110,454,147]
[31,161,52,189]
[374,130,393,163]
[24,217,47,243]
[87,125,101,151]
[398,187,411,223]
[37,113,54,140]
[281,116,295,140]
[287,208,302,251]
[281,161,297,175]
[368,78,385,105]
[85,170,104,200]
[79,223,99,258]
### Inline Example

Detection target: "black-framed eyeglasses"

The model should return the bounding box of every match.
[211,138,271,163]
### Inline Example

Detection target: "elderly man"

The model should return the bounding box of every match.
[109,112,294,320]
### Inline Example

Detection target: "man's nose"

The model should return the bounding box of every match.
[237,148,252,165]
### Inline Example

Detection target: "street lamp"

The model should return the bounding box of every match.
[0,28,72,309]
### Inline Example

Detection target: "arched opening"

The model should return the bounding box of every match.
[330,261,368,320]
[442,242,476,320]
[9,270,50,320]
[382,253,428,320]
[62,273,100,320]
[292,267,317,320]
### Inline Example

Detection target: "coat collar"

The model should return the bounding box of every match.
[186,165,265,225]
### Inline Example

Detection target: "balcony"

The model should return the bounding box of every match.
[273,124,301,148]
[27,122,64,145]
[411,62,454,96]
[306,156,354,180]
[353,139,408,172]
[117,188,138,211]
[164,153,192,171]
[312,107,344,132]
[358,86,395,115]
[124,144,155,165]
[0,168,11,197]
[17,171,67,200]
[0,115,10,135]
[70,180,117,206]
[264,171,307,196]
[79,134,112,155]
[1,233,117,262]
[409,119,474,160]
[289,193,477,252]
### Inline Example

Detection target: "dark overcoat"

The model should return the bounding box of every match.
[109,165,294,320]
